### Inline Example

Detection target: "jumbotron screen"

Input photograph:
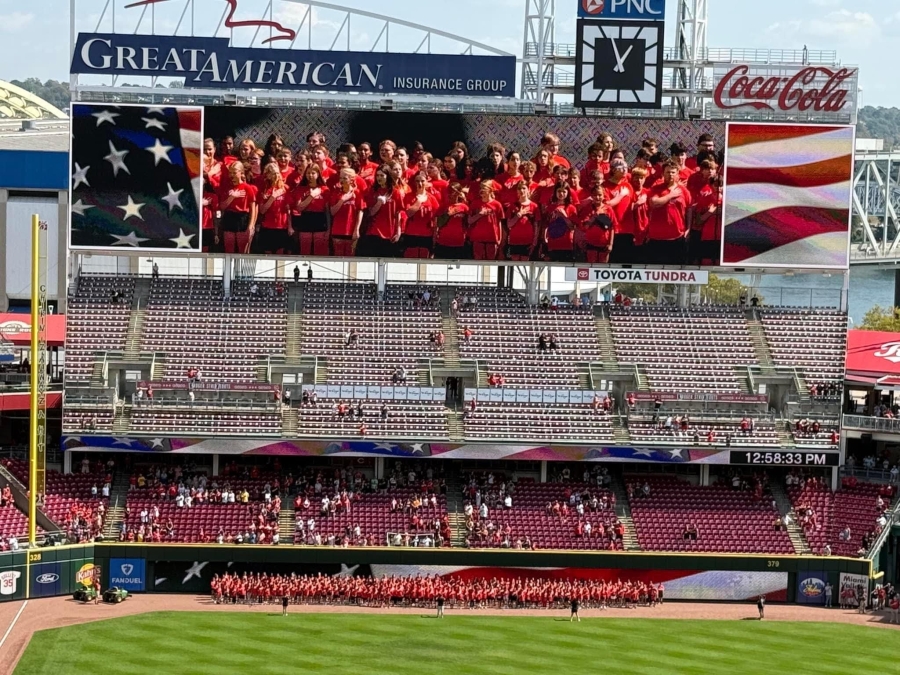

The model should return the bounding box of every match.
[68,105,853,270]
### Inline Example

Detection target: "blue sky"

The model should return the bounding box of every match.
[1,0,896,107]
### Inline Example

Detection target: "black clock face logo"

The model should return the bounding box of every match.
[593,38,646,91]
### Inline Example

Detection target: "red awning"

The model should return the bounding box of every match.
[846,330,900,379]
[0,392,61,411]
[0,314,66,347]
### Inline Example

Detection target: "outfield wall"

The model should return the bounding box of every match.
[0,544,95,602]
[92,545,871,604]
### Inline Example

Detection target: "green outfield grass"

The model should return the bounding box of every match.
[14,612,900,675]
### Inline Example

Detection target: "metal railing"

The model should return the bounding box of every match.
[524,44,840,64]
[843,414,900,434]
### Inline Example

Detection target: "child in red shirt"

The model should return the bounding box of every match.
[328,168,365,257]
[434,183,470,260]
[505,182,540,261]
[402,173,440,258]
[647,161,691,265]
[543,182,578,262]
[201,183,218,253]
[358,168,403,258]
[578,182,617,263]
[467,181,504,260]
[291,164,330,256]
[256,163,292,255]
[217,162,258,254]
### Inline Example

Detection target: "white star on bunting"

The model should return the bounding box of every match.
[110,231,149,247]
[103,140,131,177]
[117,195,146,221]
[146,138,174,166]
[142,116,168,131]
[72,199,94,216]
[150,438,165,449]
[72,163,90,189]
[169,228,195,249]
[145,106,167,115]
[162,182,184,212]
[91,109,120,127]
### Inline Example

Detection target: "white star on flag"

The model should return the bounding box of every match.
[103,141,131,177]
[632,447,654,457]
[150,438,165,449]
[111,437,133,446]
[162,182,184,212]
[111,231,149,246]
[182,561,208,584]
[72,199,94,216]
[117,195,146,221]
[145,106,167,116]
[668,448,684,458]
[169,228,195,249]
[142,117,168,131]
[146,138,174,166]
[91,109,120,126]
[72,163,90,189]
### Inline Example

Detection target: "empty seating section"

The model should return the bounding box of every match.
[131,409,282,435]
[465,403,613,442]
[629,476,793,553]
[298,399,448,439]
[0,502,29,541]
[471,482,618,550]
[123,497,260,543]
[64,276,135,383]
[141,278,286,382]
[301,284,441,385]
[457,288,599,388]
[309,488,448,546]
[788,481,890,557]
[62,407,114,433]
[627,420,778,446]
[610,305,755,392]
[760,309,847,384]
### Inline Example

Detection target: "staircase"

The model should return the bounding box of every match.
[446,409,464,442]
[593,315,618,367]
[150,353,166,381]
[285,284,304,364]
[123,279,151,359]
[443,470,467,547]
[112,405,131,434]
[745,314,774,369]
[255,357,269,382]
[634,365,650,391]
[282,406,298,435]
[609,474,641,551]
[316,362,328,385]
[611,416,630,445]
[776,423,796,449]
[441,316,461,368]
[279,504,296,544]
[101,472,131,540]
[770,482,812,555]
[89,357,106,388]
[795,371,811,404]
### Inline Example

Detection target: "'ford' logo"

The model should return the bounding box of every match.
[36,573,59,584]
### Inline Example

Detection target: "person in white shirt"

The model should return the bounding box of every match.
[480,503,488,519]
[504,495,512,509]
[90,484,98,497]
[175,493,185,508]
[9,536,19,551]
[307,518,316,533]
[584,522,593,537]
[101,484,110,498]
[81,458,90,474]
[140,508,149,524]
[184,494,193,509]
[272,532,280,545]
[227,490,235,504]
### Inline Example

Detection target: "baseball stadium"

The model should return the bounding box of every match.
[1,0,899,672]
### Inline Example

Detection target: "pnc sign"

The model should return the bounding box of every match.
[712,65,858,115]
[578,0,665,20]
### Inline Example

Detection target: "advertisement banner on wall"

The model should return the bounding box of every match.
[30,563,63,598]
[564,268,709,284]
[795,571,827,605]
[839,572,869,596]
[0,568,23,600]
[578,0,666,20]
[110,558,147,592]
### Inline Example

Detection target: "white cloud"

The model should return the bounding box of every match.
[0,11,33,32]
[767,9,879,42]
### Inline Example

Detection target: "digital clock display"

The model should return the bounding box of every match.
[729,451,840,467]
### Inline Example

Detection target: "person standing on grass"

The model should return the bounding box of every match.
[282,594,289,616]
[437,594,445,619]
[824,582,833,608]
[757,595,765,620]
[570,597,580,622]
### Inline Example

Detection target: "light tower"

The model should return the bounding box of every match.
[674,0,709,115]
[521,0,557,103]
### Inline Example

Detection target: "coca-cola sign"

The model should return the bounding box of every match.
[712,64,858,115]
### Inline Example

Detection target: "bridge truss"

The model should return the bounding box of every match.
[851,151,900,265]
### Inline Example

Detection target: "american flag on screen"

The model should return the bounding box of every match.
[721,123,854,268]
[70,103,203,250]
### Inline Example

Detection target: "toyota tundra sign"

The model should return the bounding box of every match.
[712,64,858,117]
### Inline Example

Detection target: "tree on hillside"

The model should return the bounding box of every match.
[701,274,761,305]
[857,106,900,151]
[8,78,71,112]
[859,305,900,332]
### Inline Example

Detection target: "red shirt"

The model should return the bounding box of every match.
[677,165,696,183]
[691,184,722,241]
[506,201,540,247]
[602,179,634,233]
[648,184,690,241]
[544,203,578,251]
[358,160,380,185]
[292,184,329,214]
[279,166,295,185]
[533,153,570,170]
[366,187,404,240]
[578,201,617,248]
[258,186,290,230]
[436,203,469,248]
[467,197,504,244]
[427,179,449,206]
[328,188,365,237]
[202,192,218,230]
[218,182,258,213]
[620,188,649,239]
[495,172,525,206]
[204,160,223,190]
[403,191,440,238]
[580,158,609,187]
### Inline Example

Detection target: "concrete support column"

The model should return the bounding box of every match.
[57,191,68,313]
[375,457,384,480]
[212,454,220,477]
[348,262,359,281]
[205,257,216,276]
[63,450,72,475]
[540,461,548,483]
[700,464,710,486]
[830,466,839,492]
[223,256,232,297]
[0,189,8,312]
[376,261,386,299]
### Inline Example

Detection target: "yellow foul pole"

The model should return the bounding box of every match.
[28,215,39,544]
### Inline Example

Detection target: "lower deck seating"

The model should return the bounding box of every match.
[123,497,268,543]
[0,502,29,543]
[628,475,793,553]
[130,409,283,435]
[297,399,448,439]
[62,408,114,433]
[627,419,778,446]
